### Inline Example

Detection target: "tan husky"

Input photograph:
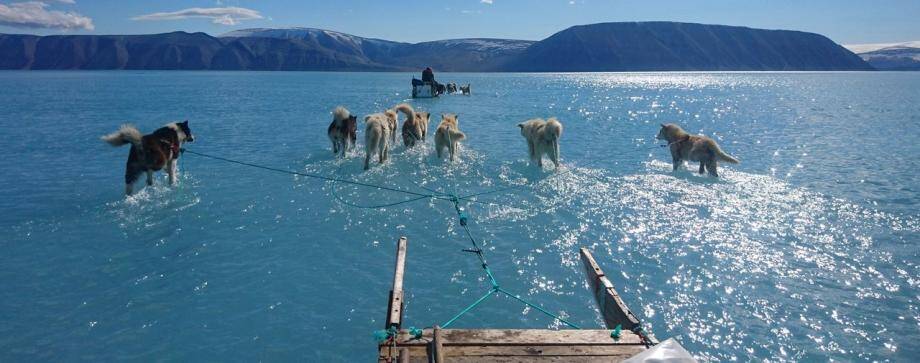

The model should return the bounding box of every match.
[656,123,739,177]
[434,114,466,161]
[397,103,430,148]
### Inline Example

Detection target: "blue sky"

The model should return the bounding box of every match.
[1,0,918,44]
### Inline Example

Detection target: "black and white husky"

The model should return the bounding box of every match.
[328,106,357,157]
[101,121,195,195]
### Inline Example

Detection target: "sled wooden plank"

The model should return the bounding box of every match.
[386,237,408,329]
[579,248,643,331]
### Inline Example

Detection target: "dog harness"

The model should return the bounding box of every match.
[159,138,180,158]
[669,135,691,147]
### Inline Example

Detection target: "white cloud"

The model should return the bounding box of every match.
[0,1,93,30]
[132,7,263,26]
[480,0,493,4]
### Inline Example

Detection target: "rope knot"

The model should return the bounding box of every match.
[610,324,622,341]
[408,327,423,339]
[373,326,398,343]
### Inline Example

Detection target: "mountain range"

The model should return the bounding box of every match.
[0,22,873,71]
[845,41,920,71]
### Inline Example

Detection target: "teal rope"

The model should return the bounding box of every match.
[329,162,450,209]
[333,193,434,209]
[412,179,450,197]
[440,195,580,330]
[611,324,622,341]
[373,326,397,343]
[441,288,497,328]
[182,148,449,210]
[496,287,580,329]
[181,148,438,199]
[182,147,588,332]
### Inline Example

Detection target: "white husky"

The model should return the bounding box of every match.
[517,117,563,168]
[364,105,413,170]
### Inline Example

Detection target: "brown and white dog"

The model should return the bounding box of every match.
[328,106,358,157]
[398,103,430,148]
[434,113,466,161]
[517,117,563,168]
[102,121,195,195]
[656,123,739,177]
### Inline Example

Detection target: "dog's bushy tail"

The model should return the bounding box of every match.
[448,129,466,141]
[714,145,740,164]
[101,124,142,147]
[393,103,415,124]
[333,106,351,122]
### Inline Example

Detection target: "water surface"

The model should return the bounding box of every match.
[1,71,917,361]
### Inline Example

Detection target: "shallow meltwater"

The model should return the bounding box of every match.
[1,71,918,361]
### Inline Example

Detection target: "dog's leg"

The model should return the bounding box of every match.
[146,169,154,186]
[449,142,456,161]
[708,161,719,177]
[527,140,535,163]
[551,141,560,168]
[699,161,706,175]
[672,154,681,171]
[168,159,177,185]
[125,163,141,196]
[365,133,379,170]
